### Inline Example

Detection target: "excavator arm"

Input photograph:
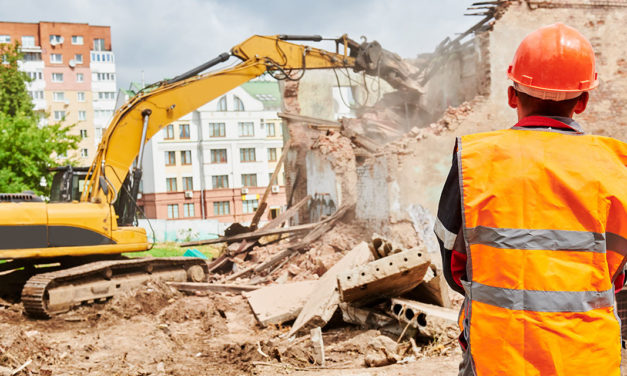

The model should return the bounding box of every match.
[85,35,357,206]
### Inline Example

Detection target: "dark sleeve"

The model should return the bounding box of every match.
[434,144,465,295]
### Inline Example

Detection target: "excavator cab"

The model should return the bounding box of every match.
[49,166,89,202]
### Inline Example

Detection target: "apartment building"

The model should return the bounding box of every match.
[138,79,286,223]
[0,21,117,165]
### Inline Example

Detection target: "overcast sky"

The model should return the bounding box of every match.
[1,0,478,90]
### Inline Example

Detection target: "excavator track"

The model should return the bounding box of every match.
[21,257,208,319]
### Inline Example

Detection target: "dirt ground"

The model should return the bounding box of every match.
[0,280,462,376]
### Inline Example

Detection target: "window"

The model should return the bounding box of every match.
[77,92,85,102]
[50,54,62,64]
[179,123,190,139]
[165,151,176,166]
[53,111,65,121]
[238,122,254,137]
[71,35,83,45]
[95,72,115,81]
[242,199,259,214]
[269,173,279,185]
[241,173,257,187]
[49,35,62,44]
[210,149,227,163]
[0,35,11,44]
[29,91,44,100]
[233,96,245,111]
[76,73,84,82]
[240,148,256,162]
[52,73,63,82]
[183,203,195,217]
[266,122,276,137]
[268,148,277,162]
[95,110,113,118]
[53,92,65,102]
[80,129,88,139]
[93,38,105,51]
[78,111,86,121]
[74,54,83,64]
[23,52,41,62]
[217,96,227,111]
[21,36,35,47]
[26,72,42,81]
[98,92,115,100]
[164,124,174,139]
[212,175,229,189]
[80,148,89,158]
[167,204,179,219]
[213,201,230,216]
[181,150,192,165]
[209,122,225,137]
[96,128,104,140]
[182,177,193,191]
[166,178,177,192]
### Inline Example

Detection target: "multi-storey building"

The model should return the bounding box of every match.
[138,79,286,223]
[0,21,117,165]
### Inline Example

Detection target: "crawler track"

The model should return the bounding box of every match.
[21,257,208,319]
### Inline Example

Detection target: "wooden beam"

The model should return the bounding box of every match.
[250,139,292,229]
[179,222,320,247]
[278,112,340,127]
[167,282,259,293]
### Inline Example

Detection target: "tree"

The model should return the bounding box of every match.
[0,42,79,195]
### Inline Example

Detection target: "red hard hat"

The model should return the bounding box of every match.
[507,23,598,94]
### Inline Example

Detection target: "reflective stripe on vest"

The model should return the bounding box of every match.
[457,128,627,376]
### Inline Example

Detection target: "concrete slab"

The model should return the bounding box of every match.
[337,249,431,303]
[243,280,317,327]
[404,265,452,308]
[288,242,373,336]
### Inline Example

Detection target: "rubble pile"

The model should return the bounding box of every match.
[174,209,459,369]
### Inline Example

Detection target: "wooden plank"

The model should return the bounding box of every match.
[278,112,341,127]
[166,282,259,293]
[179,222,319,247]
[250,139,292,229]
[288,241,373,336]
[337,249,431,303]
[243,280,317,327]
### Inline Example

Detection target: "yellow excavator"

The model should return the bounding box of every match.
[0,34,422,318]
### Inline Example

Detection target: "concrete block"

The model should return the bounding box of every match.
[310,327,325,366]
[404,265,451,308]
[243,280,317,327]
[337,249,431,303]
[389,297,458,336]
[288,242,373,336]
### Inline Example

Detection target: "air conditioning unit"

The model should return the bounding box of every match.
[241,187,249,194]
[271,185,280,193]
[68,59,76,68]
[184,191,193,199]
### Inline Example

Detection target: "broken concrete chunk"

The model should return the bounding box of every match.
[243,280,317,327]
[364,335,401,367]
[389,297,458,337]
[337,249,431,303]
[288,242,373,336]
[405,264,451,308]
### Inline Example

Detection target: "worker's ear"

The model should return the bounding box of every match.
[573,92,589,114]
[507,86,518,109]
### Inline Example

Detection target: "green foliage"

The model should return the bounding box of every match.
[0,42,33,117]
[0,42,79,195]
[123,243,219,260]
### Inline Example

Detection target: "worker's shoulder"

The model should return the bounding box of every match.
[584,134,627,167]
[458,129,511,144]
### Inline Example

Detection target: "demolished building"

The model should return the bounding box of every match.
[280,0,627,256]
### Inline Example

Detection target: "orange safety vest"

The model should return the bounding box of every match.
[457,124,627,376]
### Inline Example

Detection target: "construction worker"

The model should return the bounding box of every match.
[435,23,627,376]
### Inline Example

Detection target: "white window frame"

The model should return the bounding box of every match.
[77,92,85,102]
[53,92,65,102]
[78,111,87,121]
[21,36,35,47]
[53,111,65,121]
[80,149,88,158]
[74,54,83,64]
[52,73,63,82]
[71,35,83,45]
[50,54,62,64]
[0,35,10,44]
[76,73,84,83]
